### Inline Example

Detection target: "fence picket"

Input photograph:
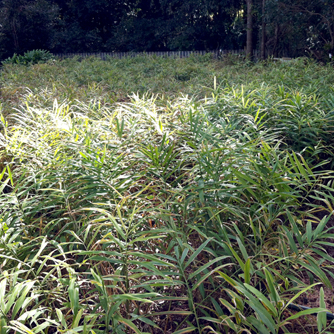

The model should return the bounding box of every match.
[53,49,261,60]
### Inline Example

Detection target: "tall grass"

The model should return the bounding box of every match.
[0,56,334,333]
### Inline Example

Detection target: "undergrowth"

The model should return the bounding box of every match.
[0,56,334,333]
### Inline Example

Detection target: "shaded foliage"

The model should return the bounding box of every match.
[0,0,58,59]
[0,0,333,60]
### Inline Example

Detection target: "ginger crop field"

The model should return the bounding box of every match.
[0,55,334,333]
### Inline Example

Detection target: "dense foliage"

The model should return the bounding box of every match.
[0,56,334,333]
[0,0,333,61]
[1,49,54,65]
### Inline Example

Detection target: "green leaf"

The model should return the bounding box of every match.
[149,311,193,316]
[69,279,79,318]
[180,248,189,265]
[217,271,238,287]
[264,268,279,304]
[0,317,7,334]
[236,237,249,262]
[73,309,84,328]
[283,283,322,311]
[285,308,328,322]
[113,293,158,304]
[297,258,331,288]
[56,309,67,328]
[317,287,326,332]
[8,321,35,334]
[30,237,48,267]
[292,151,311,184]
[173,327,196,334]
[0,278,7,308]
[244,258,251,284]
[191,264,233,291]
[225,243,245,271]
[314,215,331,239]
[286,211,303,248]
[244,284,278,317]
[131,315,160,329]
[306,221,313,243]
[11,281,35,318]
[185,238,212,269]
[115,316,141,334]
[282,226,299,255]
[7,166,13,187]
[188,255,230,280]
[234,285,276,333]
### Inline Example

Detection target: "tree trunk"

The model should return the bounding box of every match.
[261,0,266,60]
[11,19,19,52]
[273,23,279,57]
[246,0,253,60]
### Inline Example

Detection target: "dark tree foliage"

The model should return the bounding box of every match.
[264,0,334,59]
[0,0,58,59]
[107,0,244,52]
[0,0,332,60]
[281,0,334,59]
[51,0,137,52]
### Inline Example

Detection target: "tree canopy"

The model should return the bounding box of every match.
[0,0,332,60]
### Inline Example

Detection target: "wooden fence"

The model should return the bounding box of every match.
[53,49,260,60]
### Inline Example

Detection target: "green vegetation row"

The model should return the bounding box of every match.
[1,54,334,111]
[0,56,334,333]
